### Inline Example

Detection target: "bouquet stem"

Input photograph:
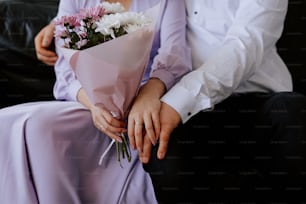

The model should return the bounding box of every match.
[116,133,132,168]
[98,132,131,168]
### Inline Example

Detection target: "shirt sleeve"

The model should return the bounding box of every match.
[161,0,288,123]
[149,0,192,90]
[53,0,82,101]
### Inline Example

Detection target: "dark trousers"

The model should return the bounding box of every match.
[144,92,306,203]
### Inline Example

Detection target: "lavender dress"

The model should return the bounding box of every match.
[0,0,191,203]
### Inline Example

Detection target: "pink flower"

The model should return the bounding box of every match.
[54,29,69,39]
[54,2,150,51]
[79,5,106,21]
[54,15,81,28]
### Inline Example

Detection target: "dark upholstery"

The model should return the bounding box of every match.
[277,0,306,95]
[0,0,58,108]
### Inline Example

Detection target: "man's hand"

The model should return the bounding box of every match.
[156,102,181,159]
[139,102,181,163]
[34,23,58,66]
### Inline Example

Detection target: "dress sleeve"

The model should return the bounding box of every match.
[161,0,289,123]
[53,0,82,101]
[149,0,192,90]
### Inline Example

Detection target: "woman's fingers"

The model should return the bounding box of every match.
[134,120,144,152]
[92,107,126,142]
[127,119,136,149]
[128,115,158,153]
[143,113,157,146]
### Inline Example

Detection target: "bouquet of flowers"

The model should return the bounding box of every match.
[54,1,159,167]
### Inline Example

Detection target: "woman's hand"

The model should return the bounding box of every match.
[128,78,166,153]
[77,88,126,142]
[90,106,126,143]
[137,102,181,164]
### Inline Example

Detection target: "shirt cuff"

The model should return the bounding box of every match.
[161,85,212,123]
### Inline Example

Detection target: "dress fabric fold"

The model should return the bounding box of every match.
[0,101,157,204]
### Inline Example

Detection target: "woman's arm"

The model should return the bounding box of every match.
[54,0,125,142]
[128,0,191,162]
[77,89,126,142]
[150,0,192,90]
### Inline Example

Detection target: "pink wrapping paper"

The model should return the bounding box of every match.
[60,5,159,119]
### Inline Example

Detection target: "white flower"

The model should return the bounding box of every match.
[76,39,88,49]
[100,1,125,13]
[56,1,152,49]
[95,11,151,38]
[124,24,144,33]
[95,13,121,38]
[115,12,151,28]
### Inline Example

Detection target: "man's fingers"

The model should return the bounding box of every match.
[42,35,53,47]
[157,126,172,160]
[42,23,55,47]
[36,53,57,66]
[38,49,57,57]
[139,135,153,163]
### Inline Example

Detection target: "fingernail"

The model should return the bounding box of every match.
[142,157,148,163]
[158,152,164,159]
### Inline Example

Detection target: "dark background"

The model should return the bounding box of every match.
[0,0,58,108]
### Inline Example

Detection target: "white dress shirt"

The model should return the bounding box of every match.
[161,0,293,123]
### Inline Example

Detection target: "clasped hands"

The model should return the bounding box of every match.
[91,86,181,164]
[127,85,181,163]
